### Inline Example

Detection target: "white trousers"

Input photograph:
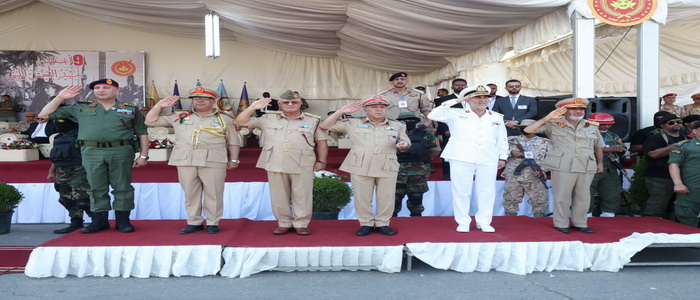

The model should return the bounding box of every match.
[450,160,498,227]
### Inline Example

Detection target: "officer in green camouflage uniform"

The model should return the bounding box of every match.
[669,121,700,227]
[47,118,94,234]
[501,119,552,217]
[394,112,441,217]
[588,113,627,217]
[39,79,149,234]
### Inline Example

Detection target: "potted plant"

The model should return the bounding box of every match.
[312,170,352,220]
[148,138,174,161]
[0,182,24,234]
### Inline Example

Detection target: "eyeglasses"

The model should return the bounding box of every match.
[192,97,213,101]
[506,85,521,88]
[665,120,682,125]
[280,101,301,106]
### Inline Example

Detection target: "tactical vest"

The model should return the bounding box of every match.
[397,127,430,163]
[50,130,82,166]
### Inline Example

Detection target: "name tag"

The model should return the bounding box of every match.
[517,105,527,109]
[398,100,408,108]
[80,109,96,112]
[524,151,534,159]
[358,124,369,128]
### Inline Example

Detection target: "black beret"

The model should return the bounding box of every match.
[694,120,700,129]
[683,114,700,124]
[389,72,407,81]
[89,79,119,90]
[658,114,680,125]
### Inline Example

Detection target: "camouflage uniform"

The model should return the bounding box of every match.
[394,125,441,216]
[501,135,552,216]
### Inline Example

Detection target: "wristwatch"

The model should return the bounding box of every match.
[139,155,149,160]
[230,159,240,163]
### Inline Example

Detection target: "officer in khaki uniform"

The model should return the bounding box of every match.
[145,87,241,234]
[39,79,149,234]
[524,98,604,234]
[669,121,700,227]
[320,96,410,236]
[235,90,329,236]
[379,72,432,126]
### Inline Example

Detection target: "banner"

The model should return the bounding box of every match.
[148,80,160,109]
[172,80,182,112]
[237,82,250,116]
[0,50,145,114]
[216,80,233,112]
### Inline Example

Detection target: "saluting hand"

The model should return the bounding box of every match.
[157,96,180,108]
[338,102,363,114]
[546,107,567,121]
[249,98,272,110]
[56,85,82,100]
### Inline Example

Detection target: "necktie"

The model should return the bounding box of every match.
[510,96,516,108]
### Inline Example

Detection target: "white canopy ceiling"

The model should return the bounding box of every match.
[0,0,571,74]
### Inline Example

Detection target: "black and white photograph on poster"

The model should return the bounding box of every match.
[0,50,145,120]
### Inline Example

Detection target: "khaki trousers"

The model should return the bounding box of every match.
[351,174,396,227]
[550,170,594,228]
[267,171,313,228]
[177,165,226,226]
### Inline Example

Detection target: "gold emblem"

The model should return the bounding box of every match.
[194,86,205,93]
[589,0,657,26]
[106,79,113,85]
[574,98,585,104]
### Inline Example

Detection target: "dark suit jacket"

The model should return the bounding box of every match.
[21,122,57,144]
[492,95,538,136]
[433,94,465,137]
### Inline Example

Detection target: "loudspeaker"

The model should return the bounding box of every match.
[586,98,633,141]
[535,95,572,120]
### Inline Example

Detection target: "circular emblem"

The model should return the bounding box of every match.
[111,60,137,76]
[194,86,205,93]
[574,98,585,104]
[589,0,657,26]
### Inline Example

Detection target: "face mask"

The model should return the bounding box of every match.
[404,121,418,132]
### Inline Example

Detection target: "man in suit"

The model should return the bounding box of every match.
[432,78,468,180]
[492,79,538,136]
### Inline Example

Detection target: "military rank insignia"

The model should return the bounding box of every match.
[671,149,682,154]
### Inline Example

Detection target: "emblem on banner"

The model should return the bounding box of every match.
[111,60,137,76]
[589,0,657,26]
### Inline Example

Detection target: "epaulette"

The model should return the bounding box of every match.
[78,100,94,104]
[264,110,281,114]
[586,120,600,126]
[676,140,691,146]
[304,112,321,119]
[219,111,235,119]
[122,103,135,107]
[493,112,504,117]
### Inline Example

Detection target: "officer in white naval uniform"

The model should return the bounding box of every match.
[428,85,508,233]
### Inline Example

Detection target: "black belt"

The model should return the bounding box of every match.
[79,140,133,148]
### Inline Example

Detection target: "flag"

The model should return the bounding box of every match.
[237,82,250,116]
[216,80,233,111]
[172,80,182,112]
[148,80,160,109]
[190,79,201,110]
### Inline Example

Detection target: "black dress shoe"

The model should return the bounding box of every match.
[375,226,397,236]
[571,226,595,233]
[206,226,220,234]
[356,226,373,236]
[179,225,204,234]
[554,226,570,234]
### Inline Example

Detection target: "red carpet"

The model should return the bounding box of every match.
[37,217,700,249]
[0,148,448,183]
[0,246,33,274]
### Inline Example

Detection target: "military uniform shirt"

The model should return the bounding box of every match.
[379,88,432,121]
[683,104,700,117]
[245,112,328,174]
[601,131,626,173]
[660,104,684,117]
[327,118,410,177]
[669,138,700,186]
[537,118,605,173]
[49,101,147,141]
[502,135,552,179]
[149,109,240,167]
[0,101,18,119]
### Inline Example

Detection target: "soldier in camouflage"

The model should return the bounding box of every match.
[46,118,94,234]
[501,119,552,217]
[394,112,441,217]
[588,113,627,217]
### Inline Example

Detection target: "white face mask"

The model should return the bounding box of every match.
[568,115,584,122]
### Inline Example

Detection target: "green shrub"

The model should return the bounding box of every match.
[312,177,352,212]
[0,183,23,213]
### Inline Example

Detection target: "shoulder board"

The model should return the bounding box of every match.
[122,103,135,107]
[586,120,599,126]
[676,140,691,146]
[304,113,321,119]
[219,111,235,119]
[78,100,94,104]
[546,119,561,123]
[494,112,504,117]
[264,110,281,114]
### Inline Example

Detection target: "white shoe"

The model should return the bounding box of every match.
[477,224,495,233]
[456,225,470,233]
[600,212,615,217]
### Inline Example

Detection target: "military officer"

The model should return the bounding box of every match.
[669,121,700,227]
[38,79,149,234]
[47,118,93,234]
[524,98,604,234]
[379,72,432,126]
[587,113,627,217]
[501,119,552,217]
[0,94,18,122]
[235,90,329,236]
[393,112,441,217]
[682,93,700,117]
[660,93,684,117]
[320,96,410,236]
[145,87,241,234]
[428,85,508,233]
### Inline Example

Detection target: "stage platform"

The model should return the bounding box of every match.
[24,216,700,278]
